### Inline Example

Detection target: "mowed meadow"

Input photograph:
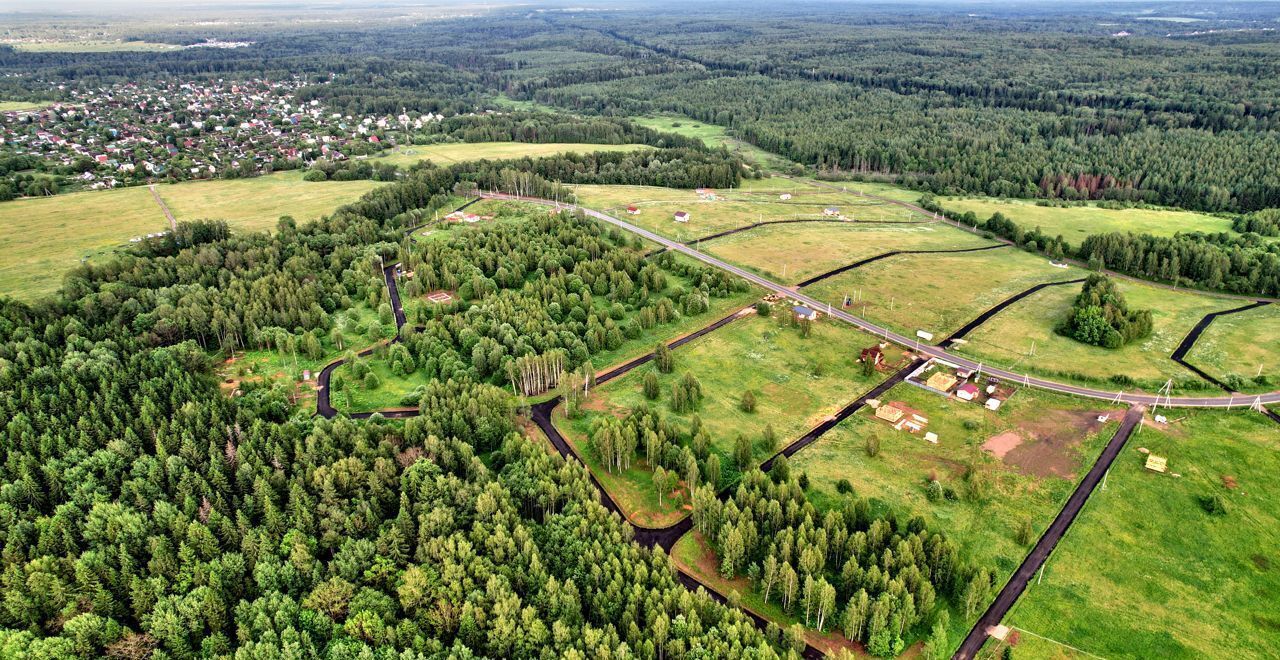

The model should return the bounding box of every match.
[0,170,383,300]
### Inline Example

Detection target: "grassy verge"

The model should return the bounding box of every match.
[1182,302,1280,394]
[939,197,1239,247]
[1002,409,1280,659]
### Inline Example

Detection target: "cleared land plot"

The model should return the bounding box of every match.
[156,170,381,232]
[371,141,646,168]
[1003,410,1280,659]
[954,279,1235,392]
[1183,303,1280,394]
[792,382,1120,643]
[941,197,1237,247]
[556,313,890,526]
[628,115,784,167]
[803,248,1085,339]
[8,40,182,52]
[216,305,388,412]
[0,100,53,112]
[0,171,381,299]
[705,221,996,284]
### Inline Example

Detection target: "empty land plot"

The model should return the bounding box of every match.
[371,141,646,167]
[156,170,382,231]
[792,383,1119,642]
[953,279,1234,392]
[628,115,784,167]
[574,186,916,242]
[941,197,1237,247]
[706,221,996,284]
[556,313,888,526]
[8,40,182,52]
[0,171,382,300]
[0,186,165,299]
[0,100,53,112]
[1182,303,1280,393]
[803,248,1085,339]
[1002,410,1280,660]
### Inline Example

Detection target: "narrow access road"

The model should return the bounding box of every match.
[148,184,177,231]
[485,192,1280,409]
[795,244,1008,289]
[940,279,1086,348]
[789,176,1280,305]
[952,405,1145,660]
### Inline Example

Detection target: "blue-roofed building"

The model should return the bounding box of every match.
[792,305,819,321]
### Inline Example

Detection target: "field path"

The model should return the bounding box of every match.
[954,405,1145,660]
[148,184,177,231]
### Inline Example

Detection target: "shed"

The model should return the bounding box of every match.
[956,383,980,401]
[823,206,840,216]
[924,432,939,444]
[875,404,905,424]
[860,346,884,365]
[673,211,690,222]
[626,206,641,215]
[984,398,1002,411]
[779,193,792,200]
[792,305,819,321]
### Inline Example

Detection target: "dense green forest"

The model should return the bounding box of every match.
[0,146,780,657]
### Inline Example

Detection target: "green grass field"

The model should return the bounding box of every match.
[1183,303,1280,394]
[9,40,182,52]
[1001,409,1280,659]
[371,141,647,168]
[0,171,382,300]
[0,100,53,112]
[940,198,1237,247]
[705,221,996,284]
[953,279,1236,392]
[556,312,888,527]
[803,247,1085,339]
[629,115,786,168]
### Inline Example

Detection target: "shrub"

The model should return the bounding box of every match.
[755,301,772,317]
[1014,518,1034,545]
[835,479,854,495]
[739,389,757,413]
[1198,493,1228,516]
[864,434,881,457]
[925,479,944,502]
[643,371,660,400]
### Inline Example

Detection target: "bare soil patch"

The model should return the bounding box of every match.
[424,289,456,304]
[997,407,1119,479]
[982,431,1023,459]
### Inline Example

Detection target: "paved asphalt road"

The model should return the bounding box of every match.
[482,192,1280,409]
[953,405,1146,659]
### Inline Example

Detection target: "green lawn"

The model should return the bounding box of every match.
[803,247,1085,339]
[556,313,889,527]
[954,279,1237,392]
[0,171,382,300]
[1183,303,1280,394]
[0,100,53,112]
[628,115,786,168]
[1002,409,1280,659]
[156,170,382,232]
[940,197,1237,247]
[9,40,182,52]
[793,382,1121,646]
[370,142,647,168]
[705,221,996,284]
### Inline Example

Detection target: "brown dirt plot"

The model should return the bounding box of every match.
[989,408,1118,479]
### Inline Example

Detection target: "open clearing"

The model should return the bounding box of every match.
[802,247,1085,339]
[940,197,1237,246]
[792,382,1120,643]
[953,278,1237,392]
[1183,303,1280,394]
[628,115,786,168]
[0,170,381,300]
[7,40,183,52]
[705,221,996,284]
[370,141,646,167]
[570,181,921,245]
[1002,410,1280,660]
[556,312,889,526]
[0,100,53,112]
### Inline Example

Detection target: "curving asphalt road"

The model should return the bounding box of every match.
[483,192,1280,410]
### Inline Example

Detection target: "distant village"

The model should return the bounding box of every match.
[0,77,447,196]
